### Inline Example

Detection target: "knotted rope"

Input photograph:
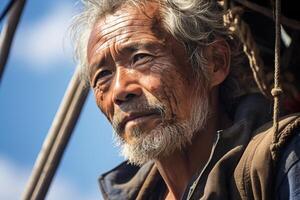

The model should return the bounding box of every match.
[223,7,270,97]
[223,0,283,160]
[270,0,283,161]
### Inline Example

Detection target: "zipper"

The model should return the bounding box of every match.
[186,131,222,200]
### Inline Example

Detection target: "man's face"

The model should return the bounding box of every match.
[87,2,208,164]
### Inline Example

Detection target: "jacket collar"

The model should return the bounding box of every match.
[98,93,272,199]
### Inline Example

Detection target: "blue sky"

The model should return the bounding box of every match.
[0,0,123,199]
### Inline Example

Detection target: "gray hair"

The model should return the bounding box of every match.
[71,0,248,99]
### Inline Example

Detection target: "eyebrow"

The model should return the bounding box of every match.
[118,41,158,54]
[89,40,160,78]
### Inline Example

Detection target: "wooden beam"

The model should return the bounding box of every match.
[22,67,89,200]
[0,0,26,83]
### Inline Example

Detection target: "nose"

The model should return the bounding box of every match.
[112,68,142,105]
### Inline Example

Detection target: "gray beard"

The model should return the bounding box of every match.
[113,94,209,166]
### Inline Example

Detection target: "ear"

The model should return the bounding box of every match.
[205,40,231,89]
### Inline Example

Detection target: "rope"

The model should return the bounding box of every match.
[223,7,270,97]
[270,117,300,161]
[223,1,283,160]
[270,0,283,160]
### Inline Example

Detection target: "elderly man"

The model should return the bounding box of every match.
[71,0,300,199]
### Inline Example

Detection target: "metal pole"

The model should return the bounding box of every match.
[0,0,26,83]
[22,66,89,200]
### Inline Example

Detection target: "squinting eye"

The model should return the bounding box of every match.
[132,53,150,63]
[97,70,112,79]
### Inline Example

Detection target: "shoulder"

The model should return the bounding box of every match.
[232,114,300,199]
[239,114,300,169]
[245,113,300,160]
[98,161,154,200]
[276,131,300,200]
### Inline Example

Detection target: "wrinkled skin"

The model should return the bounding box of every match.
[87,2,231,199]
[87,2,201,144]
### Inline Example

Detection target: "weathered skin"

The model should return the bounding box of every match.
[87,2,231,199]
[87,2,199,144]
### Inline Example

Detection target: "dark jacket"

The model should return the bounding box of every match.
[98,94,300,200]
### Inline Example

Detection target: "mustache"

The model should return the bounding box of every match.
[112,100,166,135]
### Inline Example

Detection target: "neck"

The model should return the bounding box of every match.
[155,91,231,199]
[155,117,217,199]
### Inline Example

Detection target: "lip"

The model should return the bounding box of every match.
[120,112,160,130]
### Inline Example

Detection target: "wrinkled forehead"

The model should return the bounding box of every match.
[87,2,162,56]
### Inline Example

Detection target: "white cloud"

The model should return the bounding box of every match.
[47,176,100,200]
[0,155,28,200]
[13,3,75,72]
[0,155,100,200]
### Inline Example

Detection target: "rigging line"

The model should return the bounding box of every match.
[271,0,283,161]
[0,0,26,83]
[234,0,300,31]
[0,0,16,22]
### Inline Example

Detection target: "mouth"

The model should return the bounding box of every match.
[119,111,162,133]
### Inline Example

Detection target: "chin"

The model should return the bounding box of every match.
[122,120,163,143]
[113,94,209,166]
[116,121,194,166]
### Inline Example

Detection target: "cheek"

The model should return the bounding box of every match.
[94,88,114,121]
[94,89,103,109]
[140,60,189,119]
